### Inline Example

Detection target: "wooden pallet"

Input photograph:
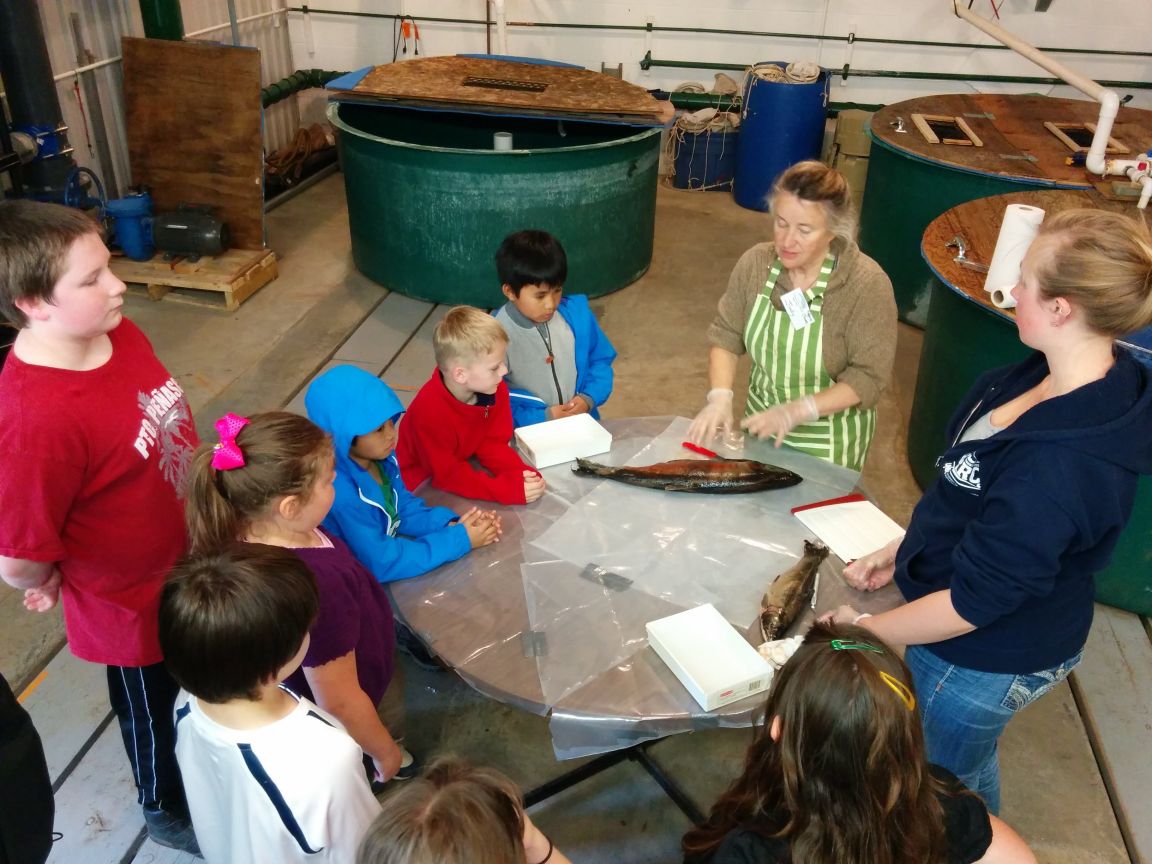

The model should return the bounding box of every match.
[112,247,277,311]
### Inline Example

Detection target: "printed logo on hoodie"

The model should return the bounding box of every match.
[943,452,981,493]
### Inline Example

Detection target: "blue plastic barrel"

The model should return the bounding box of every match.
[733,63,829,211]
[672,128,739,191]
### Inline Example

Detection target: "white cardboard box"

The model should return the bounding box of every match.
[514,413,613,469]
[646,604,774,711]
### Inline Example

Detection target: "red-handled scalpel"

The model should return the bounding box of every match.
[682,441,721,459]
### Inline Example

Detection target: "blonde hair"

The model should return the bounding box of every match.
[433,306,508,370]
[356,757,525,864]
[1034,209,1152,337]
[769,160,857,245]
[185,412,333,556]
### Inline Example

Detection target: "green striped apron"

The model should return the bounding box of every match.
[743,254,876,471]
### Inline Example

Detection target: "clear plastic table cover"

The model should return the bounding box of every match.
[388,416,905,760]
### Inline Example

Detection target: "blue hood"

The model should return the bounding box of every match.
[303,364,472,584]
[305,365,404,473]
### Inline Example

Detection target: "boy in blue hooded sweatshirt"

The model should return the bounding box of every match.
[305,365,500,584]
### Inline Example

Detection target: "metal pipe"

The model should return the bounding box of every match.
[138,0,184,40]
[226,0,242,45]
[39,7,289,99]
[484,0,491,53]
[68,12,118,199]
[285,7,1152,60]
[639,54,1152,90]
[0,0,75,193]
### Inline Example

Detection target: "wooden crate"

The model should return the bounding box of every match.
[113,248,277,311]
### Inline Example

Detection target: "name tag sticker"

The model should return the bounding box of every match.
[781,288,815,330]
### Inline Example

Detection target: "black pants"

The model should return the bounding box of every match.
[106,662,187,816]
[0,673,54,864]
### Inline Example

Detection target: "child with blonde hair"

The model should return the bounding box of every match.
[356,756,571,864]
[398,306,544,505]
[186,411,413,783]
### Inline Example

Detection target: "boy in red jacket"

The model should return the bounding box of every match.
[397,306,544,505]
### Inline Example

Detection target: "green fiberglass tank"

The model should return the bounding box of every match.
[328,102,661,307]
[858,93,1152,328]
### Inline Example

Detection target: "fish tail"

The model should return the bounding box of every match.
[572,458,608,477]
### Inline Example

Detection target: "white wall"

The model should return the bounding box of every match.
[288,0,1152,110]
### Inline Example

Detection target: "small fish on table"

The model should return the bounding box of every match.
[572,457,802,493]
[759,541,830,643]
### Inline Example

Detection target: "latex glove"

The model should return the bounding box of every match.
[842,535,904,592]
[741,396,818,447]
[687,388,735,445]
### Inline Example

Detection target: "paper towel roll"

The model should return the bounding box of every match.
[991,286,1016,309]
[983,204,1046,299]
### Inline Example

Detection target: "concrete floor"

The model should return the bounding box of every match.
[2,173,1129,863]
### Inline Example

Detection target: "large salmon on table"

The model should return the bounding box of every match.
[759,541,829,643]
[572,457,802,493]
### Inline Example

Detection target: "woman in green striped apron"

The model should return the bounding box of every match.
[687,161,897,471]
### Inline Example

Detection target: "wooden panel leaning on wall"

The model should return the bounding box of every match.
[122,37,264,251]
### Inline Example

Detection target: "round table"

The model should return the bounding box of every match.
[910,190,1152,614]
[389,416,904,759]
[858,93,1152,326]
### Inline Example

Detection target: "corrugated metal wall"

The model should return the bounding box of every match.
[10,0,298,198]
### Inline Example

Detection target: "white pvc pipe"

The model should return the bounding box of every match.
[952,0,1117,176]
[492,0,508,55]
[51,55,121,82]
[184,6,289,39]
[1127,166,1152,209]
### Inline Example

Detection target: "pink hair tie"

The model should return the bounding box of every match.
[211,412,250,471]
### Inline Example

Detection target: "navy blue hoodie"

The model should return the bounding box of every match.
[895,348,1152,674]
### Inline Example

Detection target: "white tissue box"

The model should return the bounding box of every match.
[514,413,613,469]
[647,604,774,711]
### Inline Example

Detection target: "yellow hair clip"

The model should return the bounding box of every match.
[879,671,916,712]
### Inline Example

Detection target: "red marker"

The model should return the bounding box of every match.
[682,441,720,459]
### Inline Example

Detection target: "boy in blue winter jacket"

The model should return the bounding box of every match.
[305,365,500,583]
[493,230,617,428]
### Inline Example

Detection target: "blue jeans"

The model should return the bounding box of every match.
[905,645,1083,815]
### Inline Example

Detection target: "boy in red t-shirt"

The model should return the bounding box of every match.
[397,306,544,505]
[0,201,200,854]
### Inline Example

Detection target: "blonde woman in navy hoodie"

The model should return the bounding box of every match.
[823,209,1152,814]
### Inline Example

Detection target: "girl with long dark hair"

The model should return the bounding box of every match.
[683,623,1035,864]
